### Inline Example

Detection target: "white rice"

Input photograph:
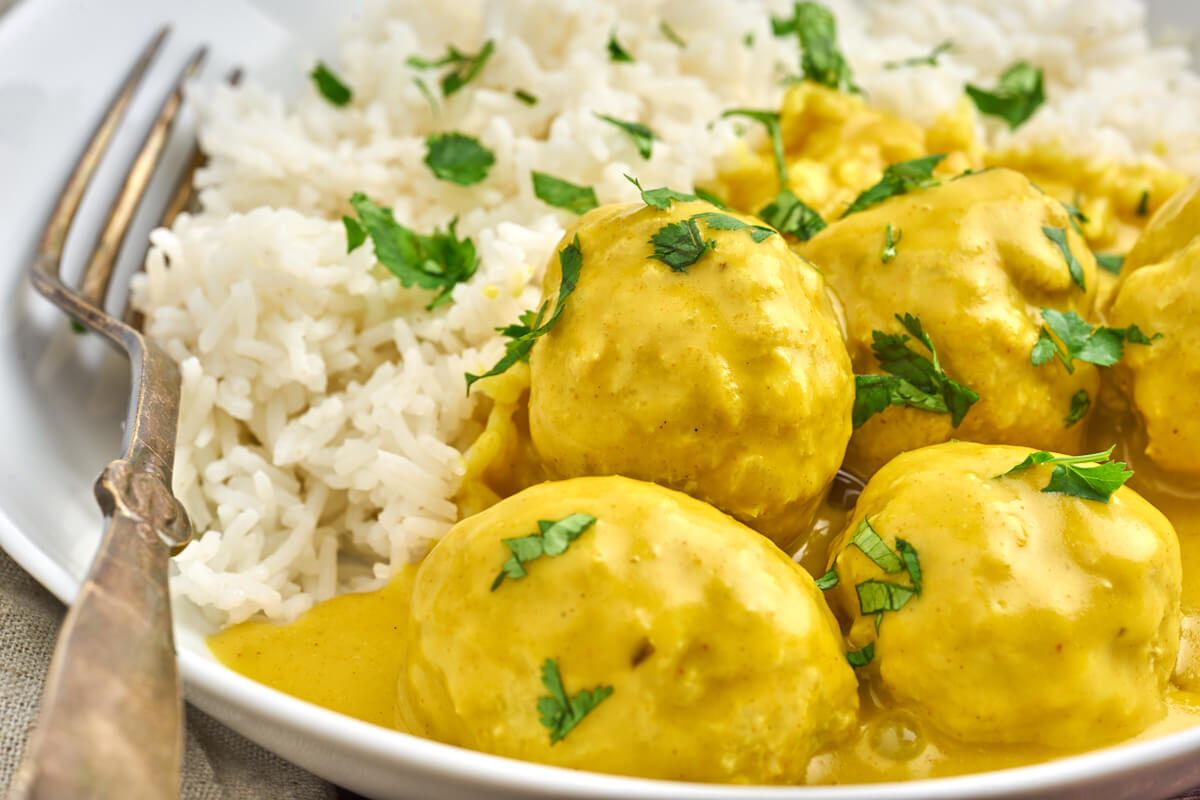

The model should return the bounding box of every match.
[130,0,1200,627]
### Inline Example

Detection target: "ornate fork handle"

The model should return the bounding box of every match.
[10,458,191,800]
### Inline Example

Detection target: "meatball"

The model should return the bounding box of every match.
[798,168,1100,476]
[528,201,854,548]
[1106,178,1200,475]
[824,441,1180,747]
[399,476,859,783]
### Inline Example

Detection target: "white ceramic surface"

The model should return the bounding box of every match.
[3,2,1200,798]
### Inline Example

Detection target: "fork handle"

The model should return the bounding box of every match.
[10,459,189,800]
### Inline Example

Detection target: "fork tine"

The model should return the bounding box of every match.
[34,26,170,284]
[78,44,208,309]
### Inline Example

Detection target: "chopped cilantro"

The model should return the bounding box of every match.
[424,132,495,186]
[1095,253,1124,275]
[852,313,979,429]
[491,513,597,589]
[1062,201,1088,235]
[650,218,714,272]
[842,155,945,217]
[691,212,776,243]
[595,113,656,159]
[882,223,901,262]
[1031,308,1161,374]
[771,2,857,93]
[407,40,495,97]
[608,29,634,62]
[965,62,1045,129]
[743,32,755,48]
[345,192,478,310]
[624,174,698,210]
[758,189,826,241]
[660,20,686,47]
[537,658,613,744]
[514,89,538,105]
[413,77,439,112]
[846,642,874,667]
[998,446,1132,503]
[1137,190,1150,217]
[1065,389,1090,427]
[465,235,584,391]
[849,518,902,573]
[856,579,917,615]
[532,172,599,215]
[69,319,87,335]
[310,62,353,106]
[816,568,839,590]
[1042,226,1086,291]
[884,41,953,70]
[895,538,922,595]
[694,188,728,209]
[721,109,787,189]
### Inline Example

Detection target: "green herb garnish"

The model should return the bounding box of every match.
[816,568,839,590]
[465,235,584,391]
[595,114,657,159]
[721,109,787,189]
[310,62,353,106]
[842,155,945,217]
[694,188,728,209]
[532,172,599,215]
[692,212,776,243]
[1137,190,1150,217]
[650,218,714,272]
[69,319,87,335]
[758,189,826,241]
[965,62,1045,130]
[1062,201,1088,235]
[514,89,538,106]
[856,579,917,615]
[1064,389,1090,427]
[1031,308,1161,374]
[846,642,874,667]
[771,2,857,93]
[998,446,1132,503]
[344,193,478,310]
[624,175,698,210]
[852,313,979,429]
[1042,226,1086,291]
[1095,253,1124,275]
[884,41,953,70]
[849,518,902,573]
[424,132,495,186]
[895,538,922,594]
[491,513,597,589]
[407,40,495,97]
[743,32,755,47]
[882,224,901,262]
[537,659,613,744]
[413,77,439,112]
[608,29,634,62]
[660,20,686,47]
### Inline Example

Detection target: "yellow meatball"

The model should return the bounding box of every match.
[399,476,859,783]
[825,442,1180,747]
[1107,226,1200,476]
[798,168,1100,476]
[528,201,854,548]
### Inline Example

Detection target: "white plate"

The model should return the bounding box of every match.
[3,1,1200,798]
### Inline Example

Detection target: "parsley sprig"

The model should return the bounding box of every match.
[424,132,495,186]
[537,659,613,744]
[842,155,945,217]
[1032,308,1161,374]
[650,218,713,272]
[966,62,1045,130]
[852,313,980,429]
[344,193,478,310]
[407,40,495,97]
[998,446,1132,503]
[771,2,858,93]
[310,62,353,106]
[491,513,597,590]
[465,235,584,391]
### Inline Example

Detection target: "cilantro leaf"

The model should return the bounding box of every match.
[895,538,922,595]
[757,189,826,241]
[1032,308,1160,374]
[650,218,714,272]
[842,155,945,217]
[514,89,538,105]
[607,29,634,62]
[849,518,902,573]
[1137,190,1150,217]
[1095,253,1124,275]
[852,313,979,428]
[595,114,656,159]
[966,62,1045,130]
[1062,201,1088,235]
[466,235,584,391]
[884,41,953,70]
[846,642,874,667]
[310,62,353,106]
[660,20,686,47]
[882,223,901,262]
[1065,389,1090,427]
[624,174,697,210]
[691,212,776,243]
[537,659,613,744]
[532,172,599,215]
[998,446,1132,503]
[856,579,917,615]
[816,568,839,590]
[345,193,479,310]
[694,188,728,209]
[771,2,857,93]
[407,41,495,97]
[491,513,596,590]
[413,77,439,112]
[424,132,495,186]
[1042,226,1085,291]
[722,109,787,189]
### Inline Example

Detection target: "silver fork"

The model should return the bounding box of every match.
[9,28,210,800]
